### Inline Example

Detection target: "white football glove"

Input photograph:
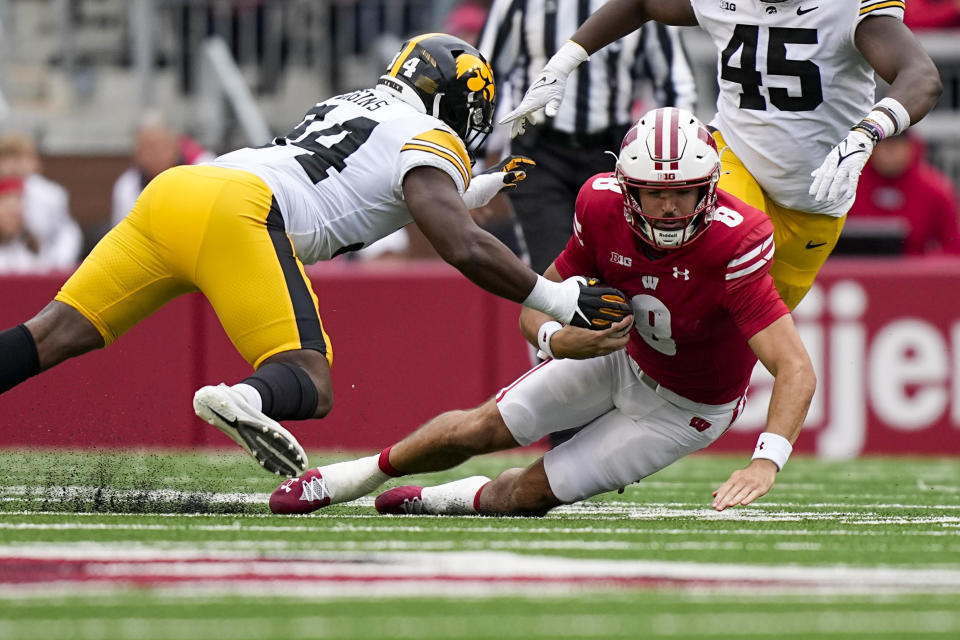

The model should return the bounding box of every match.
[461,156,535,210]
[498,70,568,139]
[498,41,589,139]
[809,129,875,204]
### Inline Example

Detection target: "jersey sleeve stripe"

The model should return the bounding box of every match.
[400,143,471,186]
[859,0,905,16]
[411,128,472,174]
[726,243,775,281]
[573,217,585,246]
[726,233,774,268]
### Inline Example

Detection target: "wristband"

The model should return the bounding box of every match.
[522,274,573,321]
[751,432,793,471]
[536,321,563,360]
[873,97,910,137]
[545,40,589,75]
[851,119,884,146]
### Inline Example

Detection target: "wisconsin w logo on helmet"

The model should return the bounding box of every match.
[378,33,496,160]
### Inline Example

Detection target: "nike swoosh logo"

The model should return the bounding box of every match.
[805,241,828,249]
[797,6,819,15]
[531,77,558,90]
[836,147,866,166]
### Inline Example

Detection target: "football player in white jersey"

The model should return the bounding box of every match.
[0,34,631,478]
[500,0,942,309]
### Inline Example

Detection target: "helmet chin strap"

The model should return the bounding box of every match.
[429,93,444,119]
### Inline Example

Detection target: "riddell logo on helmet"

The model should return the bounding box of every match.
[456,54,495,102]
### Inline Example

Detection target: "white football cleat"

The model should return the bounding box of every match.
[193,384,308,477]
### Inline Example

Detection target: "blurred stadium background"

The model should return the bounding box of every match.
[0,0,958,250]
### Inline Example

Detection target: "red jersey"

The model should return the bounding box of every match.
[555,173,789,404]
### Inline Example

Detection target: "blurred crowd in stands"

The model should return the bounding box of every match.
[0,0,958,274]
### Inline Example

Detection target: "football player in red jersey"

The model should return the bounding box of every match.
[269,108,816,516]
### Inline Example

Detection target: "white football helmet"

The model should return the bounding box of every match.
[616,107,721,250]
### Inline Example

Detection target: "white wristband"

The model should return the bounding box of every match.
[871,97,910,137]
[522,274,580,323]
[545,40,589,75]
[536,321,563,360]
[751,432,793,471]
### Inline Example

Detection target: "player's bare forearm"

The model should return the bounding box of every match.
[404,167,537,303]
[711,316,815,511]
[750,317,816,447]
[569,0,697,55]
[856,16,942,124]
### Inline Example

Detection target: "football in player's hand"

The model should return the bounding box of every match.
[570,277,632,330]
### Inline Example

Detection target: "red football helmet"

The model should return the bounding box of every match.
[616,107,721,250]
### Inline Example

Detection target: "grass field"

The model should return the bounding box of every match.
[1,449,958,639]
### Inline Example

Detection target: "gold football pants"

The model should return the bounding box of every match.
[712,130,845,310]
[56,165,332,368]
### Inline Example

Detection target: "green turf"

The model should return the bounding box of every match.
[1,449,958,639]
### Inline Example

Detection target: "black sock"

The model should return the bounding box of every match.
[0,324,40,394]
[242,362,319,421]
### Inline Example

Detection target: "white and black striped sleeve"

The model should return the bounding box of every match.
[477,0,524,90]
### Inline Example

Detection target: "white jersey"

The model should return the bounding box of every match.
[212,89,473,264]
[690,0,905,215]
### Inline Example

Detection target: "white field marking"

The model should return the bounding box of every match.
[6,486,960,513]
[2,547,960,596]
[2,522,959,541]
[0,486,271,503]
[917,479,960,493]
[4,539,955,558]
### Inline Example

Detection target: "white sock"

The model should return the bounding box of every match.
[421,476,490,515]
[318,454,390,504]
[230,383,263,412]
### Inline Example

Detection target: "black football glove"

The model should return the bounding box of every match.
[568,277,632,330]
[484,155,536,185]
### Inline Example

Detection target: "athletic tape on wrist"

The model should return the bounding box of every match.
[751,432,793,471]
[545,40,589,74]
[537,321,563,360]
[874,97,910,136]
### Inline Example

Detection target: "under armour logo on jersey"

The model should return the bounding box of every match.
[673,267,690,280]
[641,275,659,290]
[610,251,632,267]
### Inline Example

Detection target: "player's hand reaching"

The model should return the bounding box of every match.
[498,40,590,138]
[499,69,569,138]
[461,156,536,210]
[567,277,632,330]
[711,458,778,511]
[809,129,875,204]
